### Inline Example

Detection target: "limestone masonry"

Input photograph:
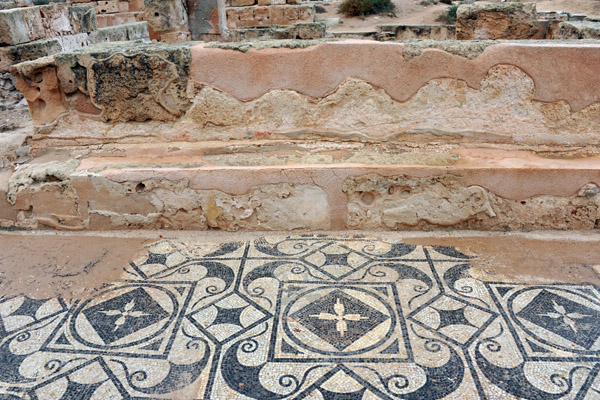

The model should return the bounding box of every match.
[0,39,598,231]
[1,0,600,232]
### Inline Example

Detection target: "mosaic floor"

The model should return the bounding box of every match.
[1,235,599,399]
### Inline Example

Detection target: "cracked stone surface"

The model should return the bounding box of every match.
[1,144,599,231]
[0,231,599,399]
[10,40,600,146]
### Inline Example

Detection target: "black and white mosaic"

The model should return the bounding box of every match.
[0,235,599,399]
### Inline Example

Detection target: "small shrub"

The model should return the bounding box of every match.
[338,0,396,17]
[315,5,327,13]
[439,0,452,4]
[420,0,438,6]
[436,4,458,24]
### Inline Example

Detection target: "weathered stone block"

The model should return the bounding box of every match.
[227,0,256,7]
[0,38,62,73]
[96,11,141,28]
[297,5,313,21]
[456,2,539,40]
[69,5,97,33]
[344,173,600,230]
[228,22,326,41]
[554,21,600,39]
[87,21,148,43]
[226,8,241,22]
[95,0,120,14]
[88,24,128,42]
[188,0,220,38]
[284,6,298,20]
[128,0,145,12]
[239,7,254,21]
[227,5,297,28]
[159,30,191,42]
[268,7,285,22]
[377,24,456,41]
[125,21,150,41]
[143,0,188,32]
[254,6,269,21]
[12,58,67,125]
[58,32,89,52]
[39,3,72,37]
[53,42,192,122]
[0,6,44,46]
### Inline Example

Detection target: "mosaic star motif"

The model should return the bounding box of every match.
[516,289,600,350]
[310,297,368,338]
[291,289,388,350]
[83,287,169,344]
[0,236,598,400]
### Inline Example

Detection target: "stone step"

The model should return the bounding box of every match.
[1,142,599,231]
[10,40,600,147]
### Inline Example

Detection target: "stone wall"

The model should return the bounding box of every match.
[0,3,97,47]
[143,0,190,42]
[0,0,144,27]
[225,4,313,29]
[12,40,599,146]
[228,22,325,41]
[0,1,148,119]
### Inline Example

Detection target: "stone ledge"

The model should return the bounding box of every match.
[1,143,599,231]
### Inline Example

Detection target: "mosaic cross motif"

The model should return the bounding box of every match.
[0,235,599,399]
[290,288,389,352]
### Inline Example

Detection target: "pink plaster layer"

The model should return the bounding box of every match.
[88,147,600,229]
[190,40,600,112]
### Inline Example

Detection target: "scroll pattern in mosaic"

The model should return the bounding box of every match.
[0,236,599,399]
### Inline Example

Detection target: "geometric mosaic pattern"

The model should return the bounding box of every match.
[0,235,599,399]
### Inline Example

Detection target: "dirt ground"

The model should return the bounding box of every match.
[0,105,30,135]
[321,0,600,32]
[0,231,598,301]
